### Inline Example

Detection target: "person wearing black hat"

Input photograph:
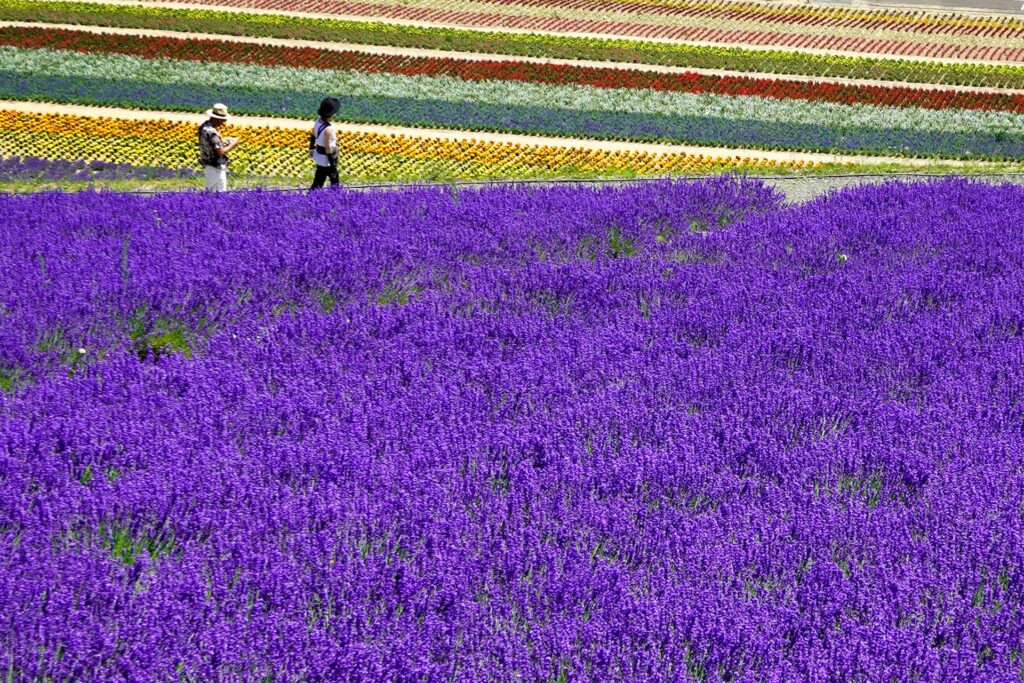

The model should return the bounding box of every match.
[309,97,341,190]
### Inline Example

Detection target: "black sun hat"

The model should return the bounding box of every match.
[317,97,341,118]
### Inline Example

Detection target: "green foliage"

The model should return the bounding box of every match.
[638,293,657,318]
[57,518,178,565]
[126,307,193,360]
[575,227,637,260]
[35,327,65,353]
[684,646,708,683]
[375,277,421,305]
[35,327,91,370]
[713,205,746,229]
[653,219,678,244]
[138,327,191,360]
[689,218,710,234]
[606,226,637,258]
[0,365,28,393]
[99,519,178,565]
[311,287,337,313]
[669,249,713,264]
[533,288,574,315]
[837,470,883,508]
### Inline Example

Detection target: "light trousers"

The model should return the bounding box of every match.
[203,166,227,192]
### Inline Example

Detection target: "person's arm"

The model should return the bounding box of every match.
[209,127,237,157]
[217,137,238,155]
[326,126,338,157]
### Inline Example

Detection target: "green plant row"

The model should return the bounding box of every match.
[4,0,1024,89]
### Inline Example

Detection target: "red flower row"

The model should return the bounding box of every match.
[8,26,1024,114]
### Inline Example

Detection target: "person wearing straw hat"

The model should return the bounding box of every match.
[309,97,341,190]
[198,103,238,192]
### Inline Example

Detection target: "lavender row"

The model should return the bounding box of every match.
[1,178,1023,680]
[0,155,196,183]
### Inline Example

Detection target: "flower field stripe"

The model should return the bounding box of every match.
[0,109,817,180]
[108,0,1024,52]
[69,0,1024,46]
[71,0,1024,38]
[401,0,1024,38]
[102,0,1024,63]
[104,0,1024,53]
[9,2,1024,88]
[0,126,533,180]
[0,154,195,182]
[9,21,1024,98]
[7,70,1022,161]
[5,47,1024,160]
[0,100,850,165]
[7,25,1024,116]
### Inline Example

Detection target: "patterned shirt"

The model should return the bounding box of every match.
[198,121,227,168]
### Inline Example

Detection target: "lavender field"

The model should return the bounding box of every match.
[1,177,1023,681]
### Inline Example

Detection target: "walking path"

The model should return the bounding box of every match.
[9,21,1022,95]
[817,0,1024,17]
[60,0,1024,67]
[0,99,979,167]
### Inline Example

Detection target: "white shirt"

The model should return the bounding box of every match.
[312,119,338,167]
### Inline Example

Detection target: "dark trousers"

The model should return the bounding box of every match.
[310,162,339,189]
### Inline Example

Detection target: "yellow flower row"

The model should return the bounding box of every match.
[0,110,821,181]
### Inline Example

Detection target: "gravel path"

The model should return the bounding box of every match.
[762,172,1024,204]
[824,0,1024,16]
[231,173,1024,207]
[6,21,1022,95]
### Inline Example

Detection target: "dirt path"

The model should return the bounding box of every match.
[282,173,1024,204]
[1,99,981,167]
[8,20,1022,95]
[761,173,1024,203]
[57,0,1024,67]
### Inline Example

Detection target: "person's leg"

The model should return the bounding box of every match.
[204,166,227,192]
[310,164,328,190]
[203,166,217,191]
[327,162,340,187]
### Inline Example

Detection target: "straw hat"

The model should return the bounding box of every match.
[206,103,229,120]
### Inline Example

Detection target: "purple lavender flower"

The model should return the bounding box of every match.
[1,177,1022,681]
[0,155,195,183]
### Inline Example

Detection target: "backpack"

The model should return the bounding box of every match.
[308,119,333,162]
